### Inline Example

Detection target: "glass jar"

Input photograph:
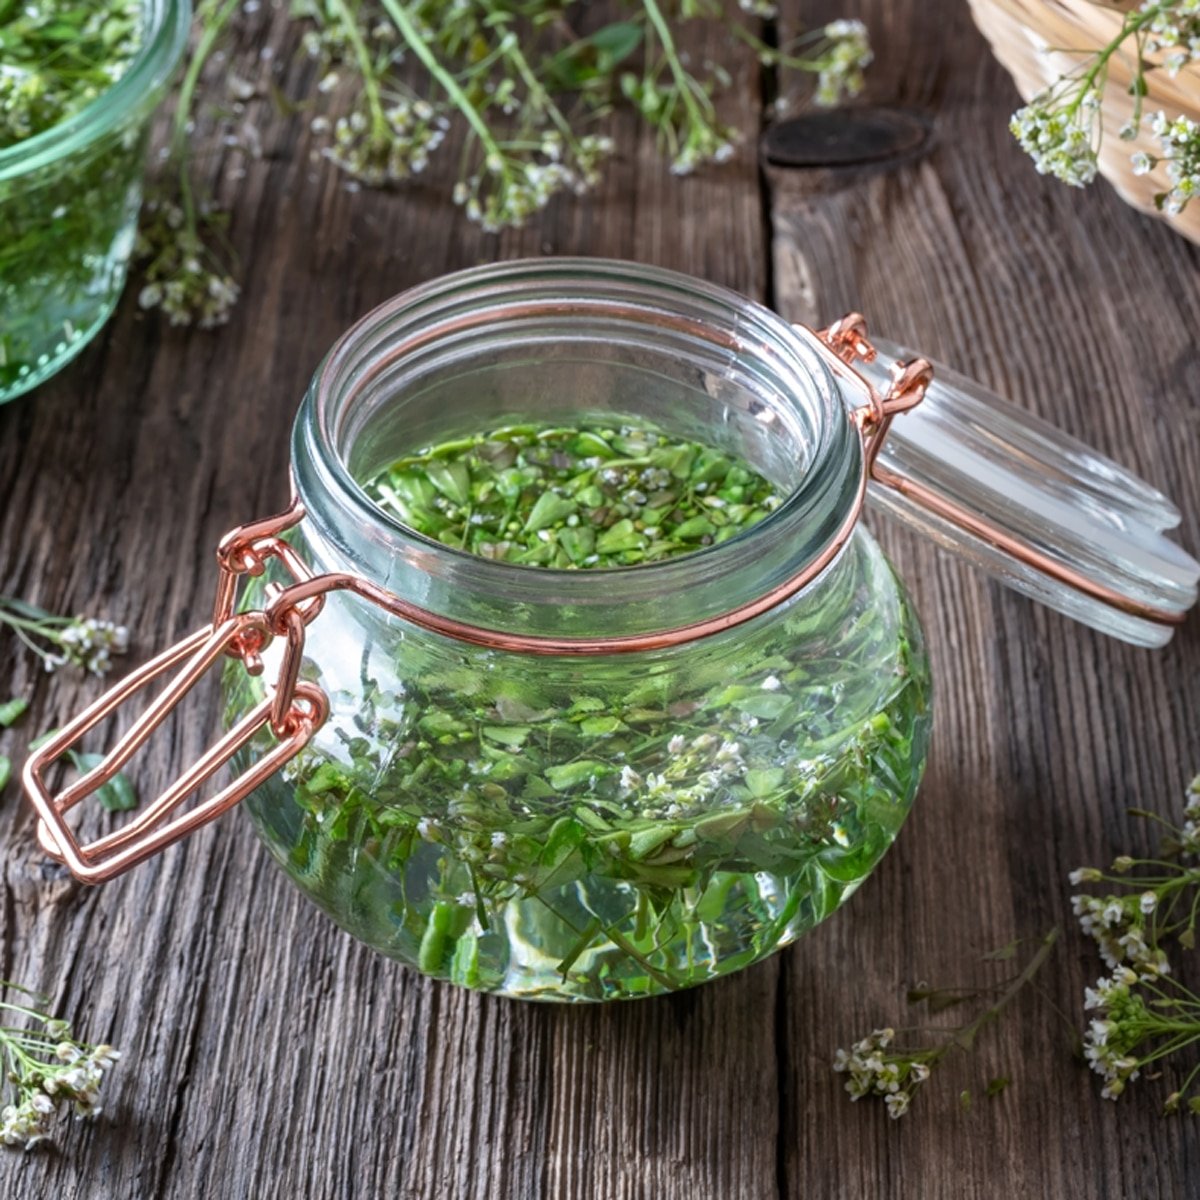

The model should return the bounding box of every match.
[0,0,191,403]
[24,260,1200,1004]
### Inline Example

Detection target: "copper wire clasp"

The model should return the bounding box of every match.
[24,562,331,885]
[212,495,323,676]
[817,312,934,471]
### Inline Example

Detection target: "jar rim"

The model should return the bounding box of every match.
[294,258,865,639]
[0,0,192,182]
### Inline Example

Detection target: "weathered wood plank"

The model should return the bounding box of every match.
[0,5,777,1199]
[769,2,1200,1198]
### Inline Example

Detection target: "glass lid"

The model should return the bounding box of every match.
[842,335,1199,649]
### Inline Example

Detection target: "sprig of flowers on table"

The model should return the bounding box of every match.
[835,775,1200,1120]
[0,981,121,1152]
[0,596,132,800]
[832,929,1059,1119]
[1009,0,1199,213]
[0,598,129,678]
[1071,777,1200,1111]
[137,0,873,327]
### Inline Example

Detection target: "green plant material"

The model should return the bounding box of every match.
[17,730,137,812]
[0,2,143,148]
[833,929,1060,1119]
[0,2,153,398]
[1072,776,1200,1108]
[0,696,25,795]
[134,0,241,329]
[66,751,138,813]
[1009,1,1200,212]
[0,979,122,1151]
[0,597,129,675]
[367,421,783,567]
[143,1,872,323]
[231,419,931,999]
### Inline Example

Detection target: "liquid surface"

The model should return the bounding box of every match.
[367,421,783,568]
[235,419,932,1000]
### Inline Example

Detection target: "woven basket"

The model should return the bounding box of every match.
[967,0,1200,244]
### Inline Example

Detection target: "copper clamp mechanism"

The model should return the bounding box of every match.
[23,315,932,884]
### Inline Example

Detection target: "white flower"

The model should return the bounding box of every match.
[760,675,782,692]
[667,735,686,755]
[1146,111,1200,214]
[618,765,643,795]
[1010,97,1099,188]
[815,20,873,107]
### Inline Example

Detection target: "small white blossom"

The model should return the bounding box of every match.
[1011,94,1100,188]
[618,765,643,795]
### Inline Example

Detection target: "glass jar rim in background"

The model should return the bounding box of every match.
[0,0,192,185]
[290,257,867,642]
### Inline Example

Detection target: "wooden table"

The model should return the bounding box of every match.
[2,2,1198,1196]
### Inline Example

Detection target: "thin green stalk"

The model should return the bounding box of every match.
[328,0,387,134]
[480,1,577,149]
[378,0,508,170]
[171,0,241,234]
[640,0,713,129]
[952,928,1060,1052]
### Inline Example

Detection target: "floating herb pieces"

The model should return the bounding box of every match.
[0,1,165,401]
[230,418,931,1000]
[368,422,784,567]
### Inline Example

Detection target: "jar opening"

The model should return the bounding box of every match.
[294,259,862,639]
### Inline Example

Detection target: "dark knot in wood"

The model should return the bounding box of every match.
[761,107,932,170]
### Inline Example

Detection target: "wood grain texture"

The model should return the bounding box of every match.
[0,1,1197,1197]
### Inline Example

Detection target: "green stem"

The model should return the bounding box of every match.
[605,925,682,991]
[1063,5,1161,121]
[952,927,1060,1053]
[171,0,241,236]
[480,3,578,150]
[729,23,835,74]
[640,0,712,130]
[1174,1058,1200,1100]
[328,0,387,134]
[378,0,507,171]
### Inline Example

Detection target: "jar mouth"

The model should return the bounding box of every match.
[0,0,191,182]
[295,258,862,638]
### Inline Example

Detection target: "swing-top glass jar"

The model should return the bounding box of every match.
[24,259,1200,1002]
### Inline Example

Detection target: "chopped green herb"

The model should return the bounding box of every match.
[366,422,783,568]
[0,698,29,728]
